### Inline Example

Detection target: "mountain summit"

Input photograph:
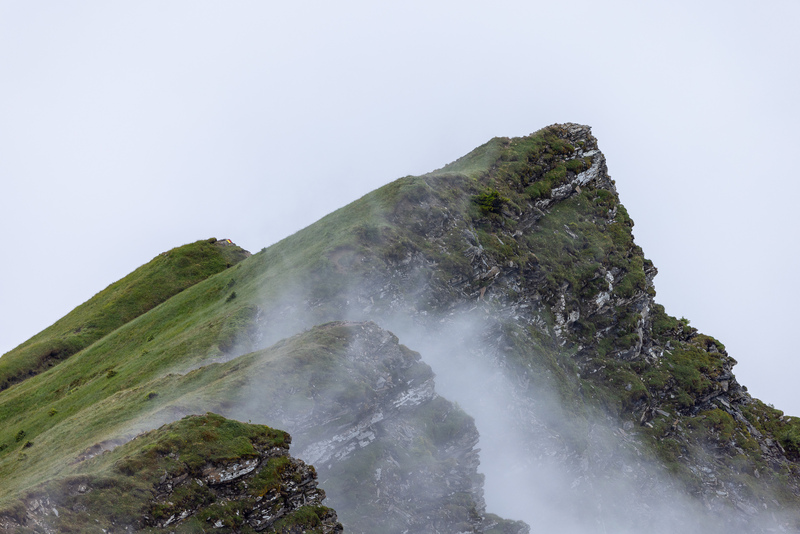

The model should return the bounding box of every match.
[1,124,799,533]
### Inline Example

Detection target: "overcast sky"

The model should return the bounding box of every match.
[1,1,798,415]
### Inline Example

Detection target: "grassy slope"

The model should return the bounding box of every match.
[0,238,387,503]
[0,239,249,391]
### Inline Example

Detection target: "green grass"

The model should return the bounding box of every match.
[0,269,263,501]
[0,239,249,391]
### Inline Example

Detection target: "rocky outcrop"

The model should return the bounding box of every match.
[144,445,339,532]
[0,414,342,533]
[218,321,527,534]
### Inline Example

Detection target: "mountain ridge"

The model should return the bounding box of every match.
[1,123,799,532]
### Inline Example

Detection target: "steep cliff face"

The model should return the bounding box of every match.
[0,414,341,533]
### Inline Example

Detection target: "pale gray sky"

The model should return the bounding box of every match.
[1,1,798,415]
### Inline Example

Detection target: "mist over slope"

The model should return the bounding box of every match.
[1,124,799,532]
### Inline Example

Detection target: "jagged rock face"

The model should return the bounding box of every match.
[145,447,337,532]
[0,414,343,533]
[219,322,527,534]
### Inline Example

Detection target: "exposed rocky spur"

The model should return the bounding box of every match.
[0,414,342,533]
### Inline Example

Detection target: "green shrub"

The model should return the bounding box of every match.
[472,188,508,215]
[651,304,680,337]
